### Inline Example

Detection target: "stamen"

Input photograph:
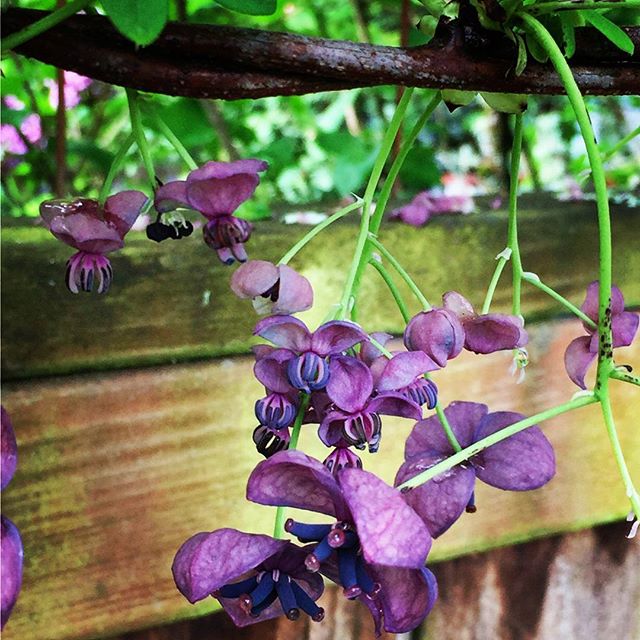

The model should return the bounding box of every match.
[250,590,278,617]
[275,574,299,620]
[245,572,276,610]
[337,548,359,596]
[355,556,379,596]
[218,576,258,598]
[284,519,332,542]
[327,527,358,549]
[465,491,477,513]
[290,581,325,622]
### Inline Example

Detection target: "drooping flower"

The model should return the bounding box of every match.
[318,356,423,453]
[395,401,555,538]
[254,316,368,393]
[1,407,23,629]
[231,260,313,315]
[40,191,147,293]
[390,189,474,227]
[172,528,325,625]
[154,159,268,264]
[442,291,528,355]
[564,282,639,389]
[247,450,437,634]
[404,307,465,367]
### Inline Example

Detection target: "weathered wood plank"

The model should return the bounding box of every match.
[2,198,639,379]
[1,318,638,640]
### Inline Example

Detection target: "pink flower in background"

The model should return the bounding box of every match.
[44,71,92,109]
[3,96,25,110]
[0,114,43,157]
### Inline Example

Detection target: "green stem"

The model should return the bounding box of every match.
[279,199,363,265]
[599,383,640,521]
[602,125,640,164]
[149,110,198,170]
[370,259,411,323]
[522,272,597,328]
[397,394,597,490]
[368,333,394,359]
[2,0,91,53]
[435,402,462,452]
[273,393,311,538]
[126,89,156,190]
[481,249,511,314]
[98,132,135,205]
[609,368,640,387]
[531,0,640,14]
[338,89,415,318]
[508,113,524,317]
[368,235,431,310]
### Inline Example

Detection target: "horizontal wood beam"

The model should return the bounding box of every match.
[3,8,640,98]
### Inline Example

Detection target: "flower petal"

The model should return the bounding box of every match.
[612,311,639,348]
[395,454,476,537]
[317,410,352,448]
[154,180,190,213]
[230,260,279,299]
[376,351,439,392]
[1,516,23,629]
[564,335,597,389]
[338,467,431,568]
[405,401,488,458]
[246,450,348,519]
[472,412,556,490]
[463,314,528,354]
[360,332,393,366]
[49,214,124,253]
[104,190,147,237]
[273,264,314,315]
[326,356,373,413]
[254,316,312,352]
[188,158,268,181]
[253,351,295,394]
[581,281,625,323]
[367,393,423,421]
[442,290,476,321]
[404,309,464,368]
[311,321,368,356]
[172,528,287,604]
[1,407,17,491]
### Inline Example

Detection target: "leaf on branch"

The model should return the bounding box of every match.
[215,0,278,15]
[100,0,168,46]
[481,92,528,113]
[583,10,635,55]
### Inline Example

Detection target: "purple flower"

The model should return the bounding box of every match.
[1,407,23,629]
[40,192,147,293]
[443,291,528,354]
[247,450,437,634]
[318,356,423,453]
[390,189,473,227]
[154,159,268,264]
[395,401,555,537]
[172,528,325,625]
[404,308,465,367]
[564,282,639,389]
[231,260,313,315]
[44,71,92,109]
[254,316,368,393]
[323,446,363,476]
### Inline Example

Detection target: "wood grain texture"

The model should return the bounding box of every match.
[2,198,639,380]
[1,318,638,640]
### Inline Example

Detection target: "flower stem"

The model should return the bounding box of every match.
[397,394,597,490]
[126,88,156,190]
[369,259,411,323]
[148,109,198,170]
[273,393,311,538]
[508,113,524,317]
[279,199,363,265]
[522,272,597,328]
[481,250,511,314]
[435,402,462,452]
[98,132,135,205]
[368,333,394,359]
[368,235,431,310]
[609,368,640,387]
[2,0,91,53]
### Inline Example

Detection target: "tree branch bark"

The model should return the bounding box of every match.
[3,8,639,99]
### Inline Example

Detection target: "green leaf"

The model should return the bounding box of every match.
[515,33,528,75]
[417,15,439,43]
[100,0,168,46]
[214,0,277,15]
[525,30,549,62]
[583,10,634,55]
[559,13,576,58]
[441,90,477,108]
[481,92,528,113]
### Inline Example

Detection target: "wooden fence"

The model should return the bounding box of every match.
[1,196,638,639]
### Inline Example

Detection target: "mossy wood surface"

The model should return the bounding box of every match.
[2,197,639,380]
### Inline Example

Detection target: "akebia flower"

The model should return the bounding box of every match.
[247,450,437,634]
[404,307,464,368]
[1,407,23,629]
[40,191,147,293]
[318,356,423,453]
[254,316,368,393]
[154,159,268,264]
[231,260,313,315]
[564,282,639,389]
[172,528,325,625]
[390,189,473,227]
[442,291,528,354]
[395,401,555,538]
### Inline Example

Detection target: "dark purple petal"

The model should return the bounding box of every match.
[472,412,556,490]
[564,335,597,389]
[463,314,528,354]
[103,190,147,237]
[189,158,268,181]
[246,450,349,519]
[154,180,190,213]
[581,281,625,324]
[311,321,368,357]
[254,316,312,352]
[442,290,476,321]
[404,309,464,368]
[273,264,314,315]
[317,410,353,449]
[395,454,476,537]
[338,467,431,568]
[49,214,124,254]
[405,401,488,458]
[1,407,17,491]
[376,352,439,392]
[1,516,23,629]
[326,356,373,413]
[230,260,279,299]
[360,332,393,366]
[367,393,422,421]
[368,565,438,633]
[172,528,286,603]
[612,311,639,348]
[252,344,276,361]
[254,351,295,394]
